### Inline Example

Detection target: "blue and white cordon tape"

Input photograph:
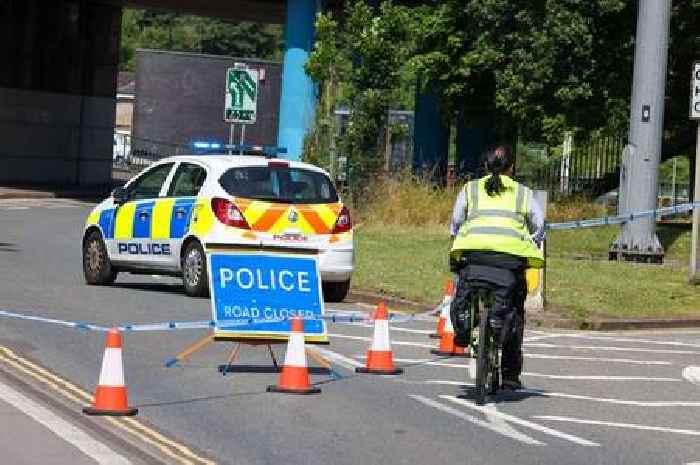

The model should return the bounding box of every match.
[545,201,700,231]
[0,309,417,334]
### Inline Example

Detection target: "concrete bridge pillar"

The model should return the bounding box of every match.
[277,0,316,161]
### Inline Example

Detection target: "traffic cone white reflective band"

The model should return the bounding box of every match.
[370,319,391,351]
[356,302,403,375]
[83,328,137,416]
[432,280,454,339]
[267,317,320,394]
[97,348,125,386]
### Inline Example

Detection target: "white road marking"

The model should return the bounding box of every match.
[408,395,544,446]
[360,357,469,368]
[5,206,29,210]
[683,366,700,386]
[524,353,671,365]
[533,415,700,437]
[525,342,700,356]
[554,333,700,349]
[523,334,567,342]
[521,389,700,407]
[522,373,679,382]
[442,395,599,447]
[313,347,364,369]
[329,333,434,349]
[0,378,131,464]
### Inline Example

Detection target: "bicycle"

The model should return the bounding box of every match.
[452,275,501,405]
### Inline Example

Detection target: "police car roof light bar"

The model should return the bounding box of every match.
[191,141,288,158]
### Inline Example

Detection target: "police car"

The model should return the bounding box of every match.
[82,151,354,302]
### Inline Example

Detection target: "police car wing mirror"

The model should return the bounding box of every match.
[112,187,128,205]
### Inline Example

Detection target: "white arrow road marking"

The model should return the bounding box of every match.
[520,389,700,407]
[522,373,680,382]
[442,395,600,447]
[313,347,364,369]
[682,366,700,386]
[532,416,700,437]
[329,333,434,348]
[409,395,544,446]
[525,343,700,356]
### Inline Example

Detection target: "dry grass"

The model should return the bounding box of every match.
[547,196,608,222]
[352,174,458,227]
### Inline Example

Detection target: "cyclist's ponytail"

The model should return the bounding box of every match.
[485,144,514,197]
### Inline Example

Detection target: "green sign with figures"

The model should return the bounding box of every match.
[225,67,258,123]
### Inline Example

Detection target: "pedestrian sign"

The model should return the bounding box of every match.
[225,67,258,124]
[207,251,328,343]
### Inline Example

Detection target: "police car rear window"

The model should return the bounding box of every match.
[219,167,338,204]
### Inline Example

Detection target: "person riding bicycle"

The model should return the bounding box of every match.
[449,144,545,391]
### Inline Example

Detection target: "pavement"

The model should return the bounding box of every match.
[1,199,700,464]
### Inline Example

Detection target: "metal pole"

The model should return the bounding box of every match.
[689,123,700,283]
[229,123,235,155]
[610,0,671,263]
[240,124,246,155]
[671,156,677,206]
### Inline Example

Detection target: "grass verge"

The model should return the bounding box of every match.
[353,222,700,321]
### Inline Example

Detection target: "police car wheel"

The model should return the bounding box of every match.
[322,280,350,303]
[83,231,117,285]
[182,241,209,297]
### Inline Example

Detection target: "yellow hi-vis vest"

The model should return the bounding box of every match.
[450,175,545,269]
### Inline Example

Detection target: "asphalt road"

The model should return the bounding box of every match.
[1,199,700,465]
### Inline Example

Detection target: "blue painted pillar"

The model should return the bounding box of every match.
[277,0,317,161]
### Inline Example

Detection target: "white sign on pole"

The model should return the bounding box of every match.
[225,67,259,124]
[690,62,700,120]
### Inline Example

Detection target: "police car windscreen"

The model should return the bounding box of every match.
[219,167,339,204]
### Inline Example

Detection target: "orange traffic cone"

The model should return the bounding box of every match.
[430,280,455,339]
[267,317,321,394]
[430,310,469,358]
[83,328,138,416]
[356,302,403,375]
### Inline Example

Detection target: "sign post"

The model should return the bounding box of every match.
[225,65,259,155]
[689,62,700,283]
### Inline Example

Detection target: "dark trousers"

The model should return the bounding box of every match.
[461,252,527,381]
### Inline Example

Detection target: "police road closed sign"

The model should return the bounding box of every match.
[207,252,327,342]
[691,62,700,120]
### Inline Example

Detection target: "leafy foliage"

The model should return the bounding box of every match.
[119,10,282,71]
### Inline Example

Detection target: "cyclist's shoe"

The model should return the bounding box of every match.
[453,331,469,347]
[501,377,524,391]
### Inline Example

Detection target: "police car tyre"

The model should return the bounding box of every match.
[322,280,350,303]
[182,240,209,297]
[83,230,117,285]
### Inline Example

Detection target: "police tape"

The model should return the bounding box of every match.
[0,309,419,334]
[545,201,700,231]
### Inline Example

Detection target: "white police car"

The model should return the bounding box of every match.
[82,152,354,301]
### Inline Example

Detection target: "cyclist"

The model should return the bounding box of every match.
[449,144,545,391]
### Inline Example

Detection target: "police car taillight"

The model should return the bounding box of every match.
[332,206,352,234]
[211,198,250,229]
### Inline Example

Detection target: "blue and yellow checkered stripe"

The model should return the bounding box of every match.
[91,198,197,240]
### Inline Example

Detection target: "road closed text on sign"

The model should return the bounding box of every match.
[691,62,700,120]
[207,252,327,342]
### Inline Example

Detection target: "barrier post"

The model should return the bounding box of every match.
[525,190,547,311]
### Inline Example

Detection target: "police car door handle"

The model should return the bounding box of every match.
[139,211,149,220]
[175,208,186,215]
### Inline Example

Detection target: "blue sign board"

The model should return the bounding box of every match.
[207,251,326,341]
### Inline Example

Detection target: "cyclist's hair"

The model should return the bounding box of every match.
[485,144,514,197]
